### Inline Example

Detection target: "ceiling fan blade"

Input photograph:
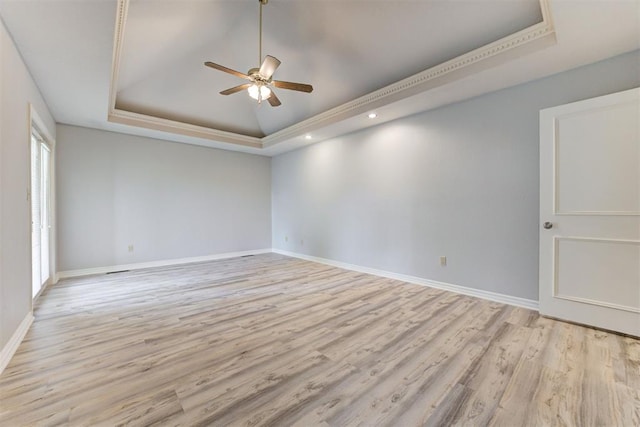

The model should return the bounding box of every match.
[259,55,281,80]
[204,61,251,80]
[220,83,252,95]
[267,91,281,107]
[272,80,313,93]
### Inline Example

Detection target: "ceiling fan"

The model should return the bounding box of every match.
[204,0,313,107]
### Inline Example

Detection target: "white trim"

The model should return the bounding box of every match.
[553,295,639,314]
[272,249,538,311]
[555,212,640,216]
[57,248,272,279]
[0,312,34,375]
[108,108,262,148]
[555,235,640,245]
[32,278,53,301]
[108,0,129,115]
[29,104,55,147]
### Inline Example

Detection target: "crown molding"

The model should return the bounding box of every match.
[108,0,129,116]
[263,11,555,148]
[108,108,262,148]
[108,0,556,151]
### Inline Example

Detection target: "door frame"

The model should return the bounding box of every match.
[28,104,56,301]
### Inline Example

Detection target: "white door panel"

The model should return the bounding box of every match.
[540,88,640,337]
[555,102,639,214]
[554,237,639,311]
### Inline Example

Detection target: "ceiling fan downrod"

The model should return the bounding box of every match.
[258,0,268,65]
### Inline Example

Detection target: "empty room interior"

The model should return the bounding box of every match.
[0,0,639,425]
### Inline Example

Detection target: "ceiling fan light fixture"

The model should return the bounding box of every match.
[204,0,312,107]
[248,84,271,101]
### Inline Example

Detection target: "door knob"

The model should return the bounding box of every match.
[543,222,553,229]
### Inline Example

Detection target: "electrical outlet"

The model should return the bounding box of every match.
[300,239,304,246]
[128,244,134,253]
[285,235,288,242]
[440,256,447,266]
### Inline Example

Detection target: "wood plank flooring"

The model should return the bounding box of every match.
[0,253,638,426]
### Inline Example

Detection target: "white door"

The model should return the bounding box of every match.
[40,143,51,286]
[31,133,42,298]
[31,130,52,298]
[539,87,640,337]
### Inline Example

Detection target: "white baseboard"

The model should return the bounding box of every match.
[33,277,55,300]
[272,249,539,311]
[57,248,272,279]
[0,312,34,375]
[57,247,538,310]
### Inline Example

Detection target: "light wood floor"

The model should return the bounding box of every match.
[1,253,638,426]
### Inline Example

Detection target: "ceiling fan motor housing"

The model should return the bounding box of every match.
[248,68,270,83]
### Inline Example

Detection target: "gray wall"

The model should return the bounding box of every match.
[56,125,271,271]
[0,18,56,351]
[272,50,640,301]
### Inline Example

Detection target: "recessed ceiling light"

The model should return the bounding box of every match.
[368,113,377,119]
[305,134,312,140]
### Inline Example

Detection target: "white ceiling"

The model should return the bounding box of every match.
[0,0,638,156]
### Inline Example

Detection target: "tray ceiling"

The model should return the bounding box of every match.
[114,0,543,138]
[108,0,554,149]
[0,0,638,155]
